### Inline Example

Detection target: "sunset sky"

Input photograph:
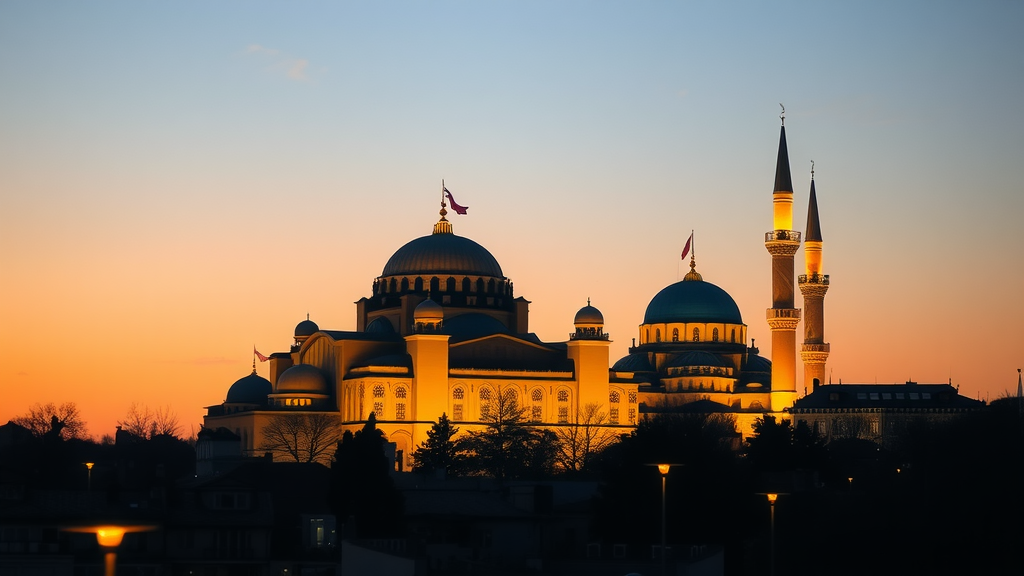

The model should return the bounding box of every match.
[2,1,1022,438]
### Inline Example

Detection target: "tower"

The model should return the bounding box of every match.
[765,111,801,410]
[799,166,830,392]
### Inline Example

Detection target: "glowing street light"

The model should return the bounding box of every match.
[757,492,787,576]
[84,462,94,491]
[648,463,679,576]
[64,524,157,576]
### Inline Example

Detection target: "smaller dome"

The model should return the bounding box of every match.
[295,316,319,338]
[574,302,604,325]
[414,299,444,322]
[275,364,329,394]
[226,370,272,404]
[740,352,772,387]
[612,352,656,373]
[365,317,396,334]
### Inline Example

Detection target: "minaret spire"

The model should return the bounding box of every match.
[800,161,829,392]
[765,110,801,411]
[433,180,453,235]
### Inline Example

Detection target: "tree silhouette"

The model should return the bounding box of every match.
[411,412,464,475]
[330,414,404,537]
[554,402,618,475]
[117,403,182,439]
[259,412,343,464]
[457,389,557,480]
[11,402,88,440]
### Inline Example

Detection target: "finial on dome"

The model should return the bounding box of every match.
[433,180,453,234]
[587,297,591,306]
[780,103,785,126]
[682,257,703,282]
[810,159,815,180]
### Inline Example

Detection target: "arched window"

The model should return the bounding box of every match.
[389,278,397,292]
[476,278,485,293]
[373,385,385,398]
[395,387,407,399]
[712,328,719,342]
[531,389,543,402]
[413,277,422,291]
[446,277,456,292]
[656,329,661,342]
[693,328,700,342]
[672,328,679,342]
[462,277,471,292]
[557,390,568,402]
[480,388,492,401]
[730,328,736,343]
[430,277,440,293]
[400,278,409,292]
[609,391,620,403]
[503,388,518,406]
[453,387,464,400]
[487,278,496,293]
[646,329,650,342]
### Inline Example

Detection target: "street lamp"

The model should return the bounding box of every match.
[757,492,787,576]
[64,524,157,576]
[84,462,94,491]
[648,463,677,576]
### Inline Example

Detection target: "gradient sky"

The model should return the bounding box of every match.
[2,1,1022,439]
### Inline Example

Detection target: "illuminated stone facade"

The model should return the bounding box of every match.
[205,119,833,463]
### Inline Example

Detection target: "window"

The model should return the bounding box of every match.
[396,403,406,420]
[373,385,385,398]
[609,407,619,424]
[480,388,492,401]
[531,389,543,402]
[531,406,542,422]
[672,328,679,342]
[453,404,463,420]
[628,408,636,423]
[609,391,620,403]
[628,391,637,403]
[712,328,719,342]
[557,390,568,402]
[373,402,383,417]
[453,387,464,400]
[731,328,736,343]
[656,329,661,342]
[558,407,568,423]
[310,518,326,548]
[395,387,407,399]
[693,328,700,342]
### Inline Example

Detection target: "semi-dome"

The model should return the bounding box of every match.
[382,231,503,278]
[226,370,271,404]
[740,353,772,387]
[612,352,656,373]
[275,364,329,394]
[365,317,396,333]
[574,303,604,325]
[295,316,319,338]
[643,277,743,325]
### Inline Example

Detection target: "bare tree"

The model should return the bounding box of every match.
[554,402,618,474]
[260,413,343,464]
[118,403,182,439]
[11,402,89,440]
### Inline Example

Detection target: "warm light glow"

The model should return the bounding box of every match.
[657,464,671,475]
[95,527,126,547]
[85,462,94,470]
[766,493,778,503]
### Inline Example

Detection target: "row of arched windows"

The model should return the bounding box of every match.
[650,326,737,344]
[375,276,512,297]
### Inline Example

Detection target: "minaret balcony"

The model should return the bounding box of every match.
[801,343,830,353]
[765,230,801,243]
[798,274,829,285]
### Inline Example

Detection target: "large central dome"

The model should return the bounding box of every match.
[643,277,743,325]
[382,228,504,278]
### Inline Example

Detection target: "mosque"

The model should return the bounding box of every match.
[204,118,830,468]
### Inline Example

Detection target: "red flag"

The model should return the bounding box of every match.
[254,347,270,362]
[444,187,468,215]
[680,232,693,261]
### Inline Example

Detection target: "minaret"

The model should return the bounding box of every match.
[765,108,801,410]
[799,164,830,392]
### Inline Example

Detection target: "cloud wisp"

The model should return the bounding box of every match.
[242,44,315,82]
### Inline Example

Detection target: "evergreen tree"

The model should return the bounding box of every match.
[329,414,405,537]
[411,412,464,475]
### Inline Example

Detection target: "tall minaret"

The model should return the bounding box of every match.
[765,108,801,410]
[799,164,830,392]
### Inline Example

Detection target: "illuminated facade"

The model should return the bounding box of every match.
[204,118,829,463]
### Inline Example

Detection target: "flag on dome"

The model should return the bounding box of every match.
[254,347,270,362]
[681,231,694,260]
[444,187,469,215]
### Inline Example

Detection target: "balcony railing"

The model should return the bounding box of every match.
[798,274,830,284]
[765,230,801,242]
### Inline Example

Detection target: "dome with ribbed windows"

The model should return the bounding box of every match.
[643,273,743,325]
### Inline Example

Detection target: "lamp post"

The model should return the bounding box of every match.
[65,524,157,576]
[767,493,778,576]
[647,463,676,576]
[84,462,94,491]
